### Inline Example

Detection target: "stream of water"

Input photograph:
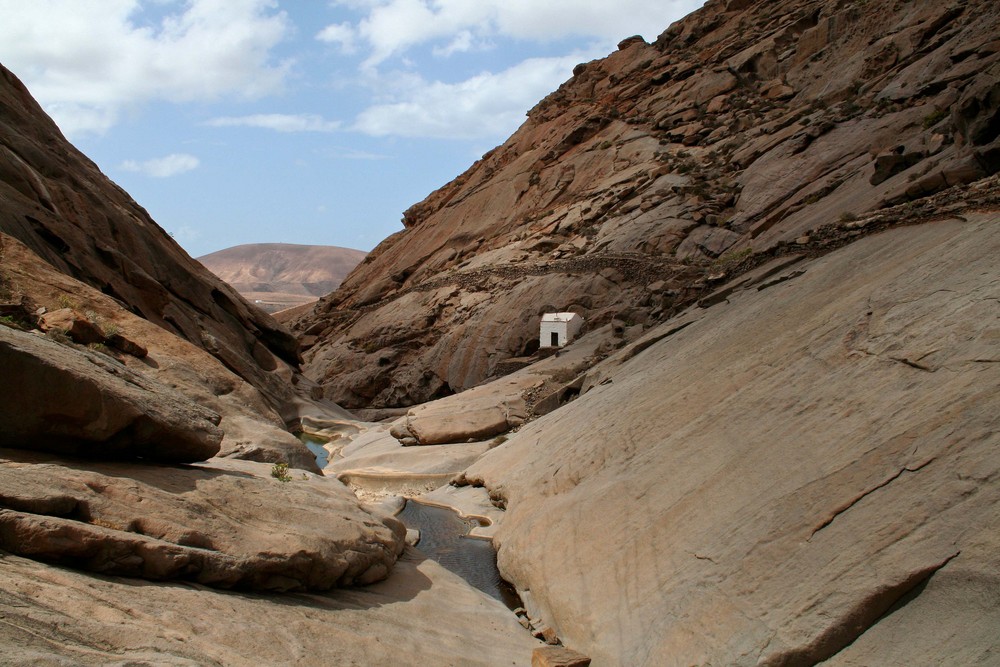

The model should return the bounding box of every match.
[398,499,522,610]
[296,433,520,608]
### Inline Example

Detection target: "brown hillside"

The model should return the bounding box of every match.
[199,243,366,313]
[292,0,1000,409]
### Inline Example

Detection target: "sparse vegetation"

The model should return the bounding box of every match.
[490,435,509,448]
[923,108,948,128]
[271,462,292,482]
[57,294,77,310]
[711,247,752,269]
[839,211,858,222]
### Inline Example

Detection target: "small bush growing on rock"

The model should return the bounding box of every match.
[839,211,858,222]
[271,462,292,482]
[923,108,948,129]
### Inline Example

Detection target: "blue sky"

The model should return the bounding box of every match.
[0,0,703,257]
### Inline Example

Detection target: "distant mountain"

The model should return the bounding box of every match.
[198,243,367,313]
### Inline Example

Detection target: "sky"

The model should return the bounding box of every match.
[0,0,704,258]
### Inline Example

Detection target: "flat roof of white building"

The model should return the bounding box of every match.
[541,312,582,322]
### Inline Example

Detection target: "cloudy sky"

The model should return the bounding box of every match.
[0,0,704,257]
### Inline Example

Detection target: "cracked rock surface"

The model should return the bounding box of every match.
[465,213,1000,665]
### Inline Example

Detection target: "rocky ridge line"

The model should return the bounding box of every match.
[293,0,1000,409]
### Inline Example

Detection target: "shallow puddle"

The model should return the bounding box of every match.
[298,433,330,468]
[398,499,521,610]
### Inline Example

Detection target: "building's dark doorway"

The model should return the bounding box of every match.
[551,332,559,347]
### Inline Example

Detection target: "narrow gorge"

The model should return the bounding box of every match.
[1,0,999,665]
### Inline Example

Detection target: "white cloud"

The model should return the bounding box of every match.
[316,21,358,53]
[324,0,705,69]
[432,30,479,58]
[0,0,292,136]
[353,53,590,140]
[328,0,705,140]
[207,113,342,132]
[121,153,200,178]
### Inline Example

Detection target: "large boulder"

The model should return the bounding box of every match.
[0,451,405,591]
[0,326,222,462]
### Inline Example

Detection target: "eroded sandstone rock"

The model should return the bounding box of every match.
[0,451,404,591]
[0,326,222,462]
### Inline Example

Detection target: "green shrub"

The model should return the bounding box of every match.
[271,462,291,482]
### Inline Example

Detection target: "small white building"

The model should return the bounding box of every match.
[540,312,584,348]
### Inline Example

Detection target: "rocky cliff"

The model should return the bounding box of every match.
[0,63,303,411]
[294,0,1000,410]
[0,61,410,596]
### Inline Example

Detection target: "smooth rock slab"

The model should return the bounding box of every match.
[0,550,541,666]
[469,216,1000,664]
[0,451,405,591]
[0,326,222,462]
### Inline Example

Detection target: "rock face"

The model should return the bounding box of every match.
[293,0,1000,409]
[0,65,301,412]
[0,452,404,591]
[0,231,323,470]
[464,209,1000,665]
[0,326,222,462]
[198,243,367,314]
[0,549,540,666]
